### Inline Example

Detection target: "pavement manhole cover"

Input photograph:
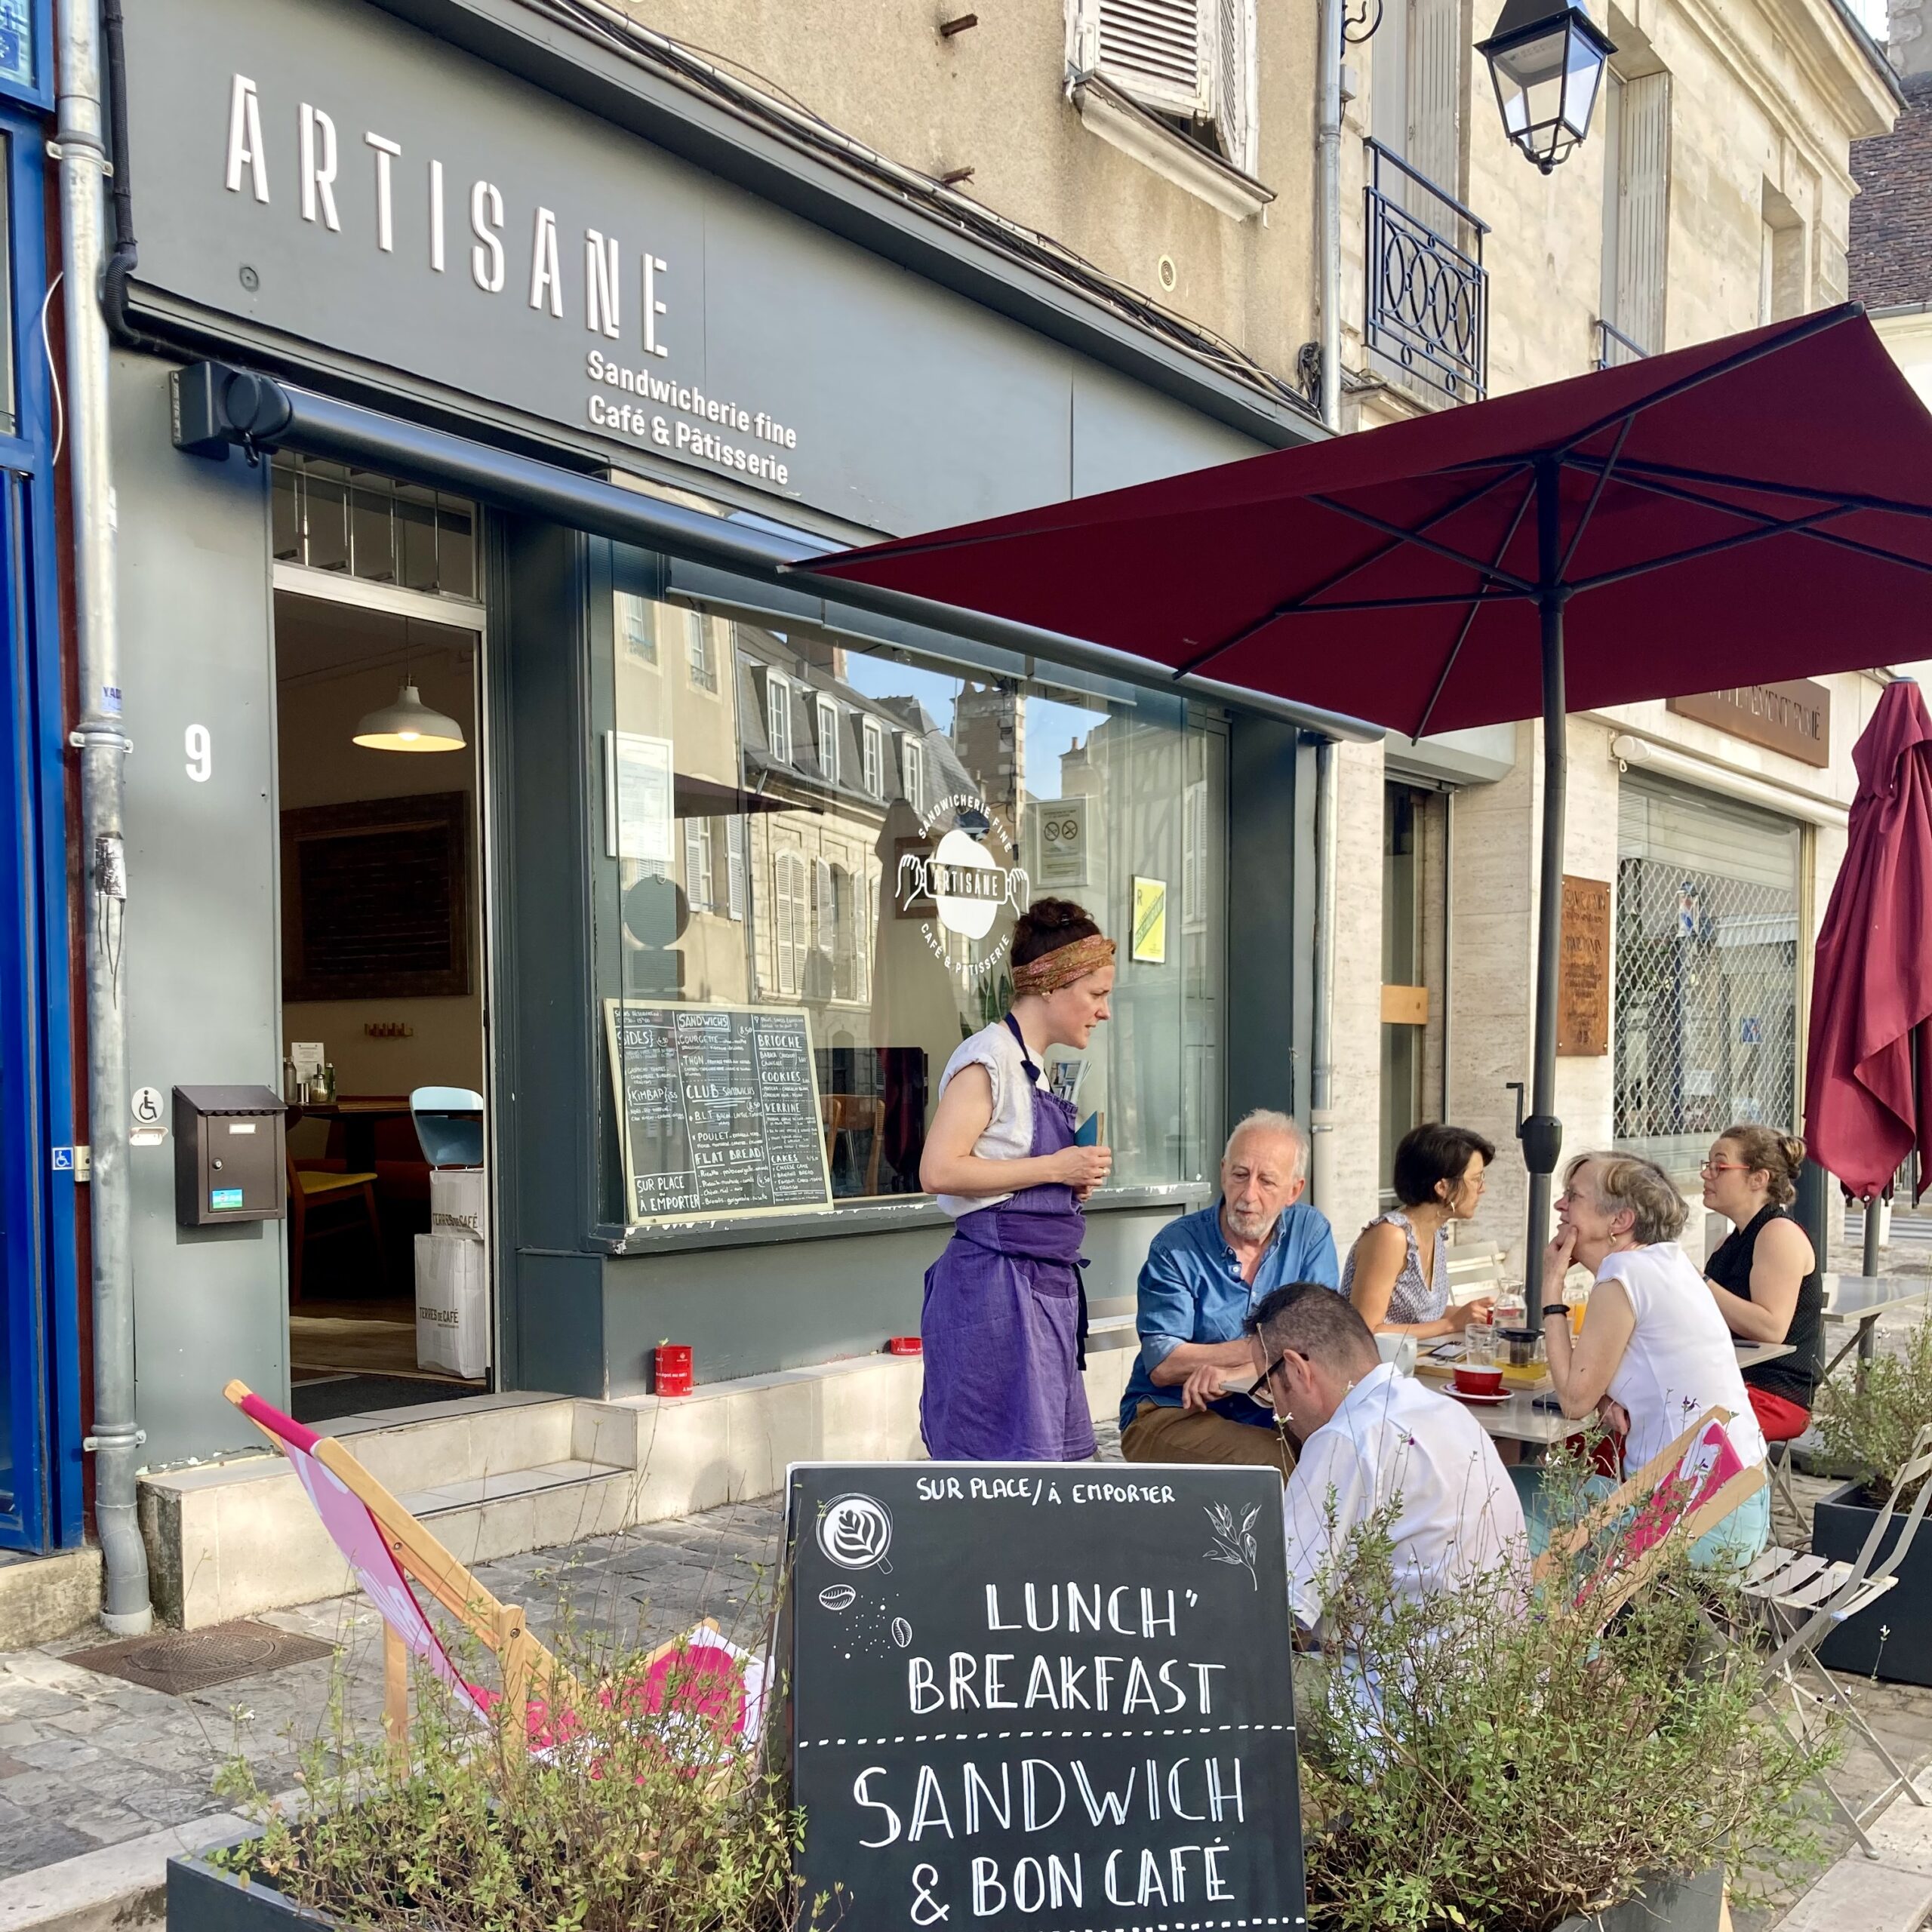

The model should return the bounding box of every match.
[73,1619,336,1696]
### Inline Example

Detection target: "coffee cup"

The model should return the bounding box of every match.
[1454,1364,1504,1398]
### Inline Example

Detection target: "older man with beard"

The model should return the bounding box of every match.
[1119,1111,1337,1475]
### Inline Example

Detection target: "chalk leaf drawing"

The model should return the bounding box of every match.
[1204,1500,1262,1590]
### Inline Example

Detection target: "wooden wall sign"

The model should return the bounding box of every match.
[1666,679,1831,768]
[1558,875,1611,1057]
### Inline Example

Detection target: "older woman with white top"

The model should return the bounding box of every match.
[1540,1151,1770,1567]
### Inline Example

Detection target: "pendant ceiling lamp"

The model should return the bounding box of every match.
[352,679,466,752]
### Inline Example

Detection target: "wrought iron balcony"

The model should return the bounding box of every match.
[1595,318,1649,370]
[1364,140,1488,404]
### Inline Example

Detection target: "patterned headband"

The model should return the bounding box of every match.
[1011,933,1116,997]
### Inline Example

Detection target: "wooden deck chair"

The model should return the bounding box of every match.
[226,1383,769,1770]
[226,1380,577,1761]
[1533,1407,1767,1632]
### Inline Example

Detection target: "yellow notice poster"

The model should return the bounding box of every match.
[1131,875,1168,964]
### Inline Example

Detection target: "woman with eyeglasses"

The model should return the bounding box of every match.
[1700,1124,1820,1447]
[1343,1122,1497,1339]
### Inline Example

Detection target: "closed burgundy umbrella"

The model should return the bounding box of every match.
[1805,679,1932,1208]
[804,306,1932,1257]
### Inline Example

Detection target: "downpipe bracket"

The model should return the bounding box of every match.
[82,1429,145,1453]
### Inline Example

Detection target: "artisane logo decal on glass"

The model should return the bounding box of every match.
[896,792,1027,984]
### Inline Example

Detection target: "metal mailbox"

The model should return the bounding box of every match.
[173,1086,288,1227]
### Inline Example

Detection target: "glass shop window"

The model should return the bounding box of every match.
[270,454,475,601]
[595,546,1228,1226]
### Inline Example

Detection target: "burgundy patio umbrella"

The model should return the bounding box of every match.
[1805,678,1932,1204]
[801,304,1932,1257]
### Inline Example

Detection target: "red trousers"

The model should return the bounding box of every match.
[1747,1385,1811,1443]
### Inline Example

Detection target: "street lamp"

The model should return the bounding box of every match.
[1478,0,1615,174]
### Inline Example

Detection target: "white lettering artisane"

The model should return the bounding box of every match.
[215,76,832,490]
[299,103,340,232]
[470,180,505,293]
[224,76,269,202]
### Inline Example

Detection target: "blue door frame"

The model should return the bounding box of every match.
[0,73,84,1551]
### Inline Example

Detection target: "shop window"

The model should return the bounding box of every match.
[1614,774,1800,1182]
[271,455,475,600]
[597,557,1228,1222]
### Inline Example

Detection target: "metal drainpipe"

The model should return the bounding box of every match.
[1307,0,1343,1208]
[1309,737,1341,1214]
[1317,0,1344,433]
[57,0,150,1632]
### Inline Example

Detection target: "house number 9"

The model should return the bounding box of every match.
[184,724,212,784]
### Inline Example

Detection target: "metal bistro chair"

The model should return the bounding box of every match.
[411,1086,485,1171]
[1742,1422,1932,1855]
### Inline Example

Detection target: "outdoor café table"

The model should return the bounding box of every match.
[1818,1272,1932,1393]
[1455,1340,1795,1457]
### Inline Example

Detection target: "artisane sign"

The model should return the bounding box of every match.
[122,0,1257,534]
[787,1462,1306,1932]
[896,793,1029,984]
[220,72,798,488]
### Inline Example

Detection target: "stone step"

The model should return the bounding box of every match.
[0,1548,101,1650]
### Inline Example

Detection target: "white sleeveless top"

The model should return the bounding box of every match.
[1596,1243,1767,1475]
[934,1020,1050,1219]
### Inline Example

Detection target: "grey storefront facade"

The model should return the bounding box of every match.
[113,0,1352,1469]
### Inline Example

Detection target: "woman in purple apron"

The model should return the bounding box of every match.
[917,900,1116,1460]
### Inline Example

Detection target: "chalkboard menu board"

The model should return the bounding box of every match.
[787,1463,1304,1932]
[604,1001,832,1223]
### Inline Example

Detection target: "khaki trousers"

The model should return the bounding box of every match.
[1119,1399,1296,1476]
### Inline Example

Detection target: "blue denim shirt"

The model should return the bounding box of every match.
[1120,1199,1340,1434]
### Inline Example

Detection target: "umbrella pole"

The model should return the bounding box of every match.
[1523,458,1567,1278]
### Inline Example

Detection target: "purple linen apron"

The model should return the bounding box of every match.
[920,1016,1095,1462]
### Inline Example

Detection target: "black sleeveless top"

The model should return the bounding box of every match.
[1706,1203,1821,1407]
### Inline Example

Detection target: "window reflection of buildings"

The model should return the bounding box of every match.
[734,627,977,1048]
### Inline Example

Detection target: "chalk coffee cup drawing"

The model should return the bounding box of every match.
[816,1494,894,1573]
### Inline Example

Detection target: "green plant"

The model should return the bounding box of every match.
[213,1588,814,1932]
[1814,1312,1932,1503]
[1295,1443,1838,1932]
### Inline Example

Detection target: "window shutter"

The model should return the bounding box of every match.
[726,817,746,921]
[1212,0,1256,174]
[1617,75,1669,355]
[685,820,706,911]
[1078,0,1211,117]
[1407,0,1460,202]
[814,857,835,955]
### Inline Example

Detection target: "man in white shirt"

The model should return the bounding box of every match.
[1244,1282,1527,1636]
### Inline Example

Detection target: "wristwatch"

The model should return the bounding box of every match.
[1542,1303,1571,1321]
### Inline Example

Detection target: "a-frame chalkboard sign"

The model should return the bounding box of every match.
[786,1462,1306,1932]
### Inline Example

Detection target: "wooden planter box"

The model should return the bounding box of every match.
[174,1839,1722,1932]
[1813,1478,1932,1686]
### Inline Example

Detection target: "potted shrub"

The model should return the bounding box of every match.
[1296,1457,1837,1932]
[168,1624,809,1932]
[1810,1314,1932,1684]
